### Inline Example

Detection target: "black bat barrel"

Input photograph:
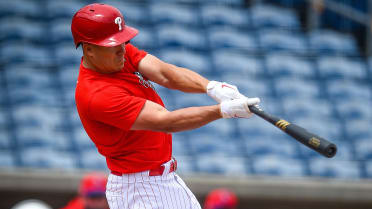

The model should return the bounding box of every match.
[284,124,337,158]
[248,105,337,158]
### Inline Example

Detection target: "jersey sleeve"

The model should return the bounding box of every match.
[88,86,146,130]
[125,43,147,72]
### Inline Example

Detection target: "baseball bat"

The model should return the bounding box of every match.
[248,105,337,158]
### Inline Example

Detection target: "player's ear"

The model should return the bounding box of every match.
[82,43,95,57]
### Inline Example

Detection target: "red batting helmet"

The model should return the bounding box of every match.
[79,172,107,197]
[204,188,238,209]
[71,3,138,48]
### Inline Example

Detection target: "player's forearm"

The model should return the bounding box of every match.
[158,105,222,133]
[161,64,209,93]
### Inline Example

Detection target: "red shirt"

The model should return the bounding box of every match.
[60,197,84,209]
[75,44,172,173]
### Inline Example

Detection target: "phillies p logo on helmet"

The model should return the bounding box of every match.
[115,17,122,31]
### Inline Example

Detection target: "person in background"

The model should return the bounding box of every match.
[61,172,109,209]
[204,188,238,209]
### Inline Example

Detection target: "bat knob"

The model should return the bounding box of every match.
[325,144,337,158]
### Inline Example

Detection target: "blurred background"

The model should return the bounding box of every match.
[0,0,372,208]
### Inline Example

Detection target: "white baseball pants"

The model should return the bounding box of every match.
[106,160,201,209]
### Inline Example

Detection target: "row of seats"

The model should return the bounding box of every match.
[0,0,371,179]
[0,23,360,57]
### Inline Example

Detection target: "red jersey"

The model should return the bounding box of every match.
[75,44,172,173]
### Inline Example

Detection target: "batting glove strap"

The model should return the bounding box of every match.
[207,80,242,103]
[220,97,261,119]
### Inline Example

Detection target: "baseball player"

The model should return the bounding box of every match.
[203,188,238,209]
[71,3,260,209]
[61,172,109,209]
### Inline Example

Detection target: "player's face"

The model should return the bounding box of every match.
[85,43,126,73]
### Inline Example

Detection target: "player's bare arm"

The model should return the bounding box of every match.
[138,54,209,93]
[131,100,221,132]
[138,54,255,104]
[131,98,260,132]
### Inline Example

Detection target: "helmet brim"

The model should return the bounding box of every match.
[96,25,138,47]
[80,25,138,48]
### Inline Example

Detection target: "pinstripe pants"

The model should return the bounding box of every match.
[106,160,201,209]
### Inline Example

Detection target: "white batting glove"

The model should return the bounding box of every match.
[207,81,244,103]
[220,97,260,118]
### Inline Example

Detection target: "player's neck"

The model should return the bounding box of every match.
[82,55,100,73]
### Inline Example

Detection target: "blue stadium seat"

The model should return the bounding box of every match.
[8,88,60,106]
[267,0,307,8]
[73,127,96,149]
[354,137,372,160]
[345,119,371,140]
[265,53,315,78]
[55,43,83,65]
[188,132,241,157]
[173,93,215,108]
[0,0,43,19]
[172,155,196,174]
[258,29,308,54]
[201,120,236,137]
[365,161,372,178]
[0,151,16,168]
[150,3,199,26]
[317,57,367,80]
[59,65,78,107]
[59,65,79,89]
[237,116,284,138]
[150,83,176,110]
[274,77,320,99]
[1,42,52,66]
[202,0,244,6]
[12,105,64,134]
[149,0,199,4]
[0,128,11,150]
[213,50,264,77]
[250,4,300,29]
[5,66,60,106]
[326,80,371,102]
[80,148,108,170]
[131,26,157,49]
[156,25,207,50]
[101,0,149,24]
[5,65,52,89]
[196,155,248,175]
[245,134,299,158]
[335,100,371,121]
[70,109,84,128]
[282,99,333,119]
[309,30,358,55]
[207,26,257,51]
[50,19,73,44]
[172,133,190,157]
[158,49,211,75]
[257,97,285,116]
[0,17,45,43]
[309,159,361,178]
[21,147,77,169]
[46,0,84,19]
[201,5,250,27]
[252,155,306,176]
[221,75,271,98]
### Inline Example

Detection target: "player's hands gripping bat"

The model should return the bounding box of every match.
[207,81,245,103]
